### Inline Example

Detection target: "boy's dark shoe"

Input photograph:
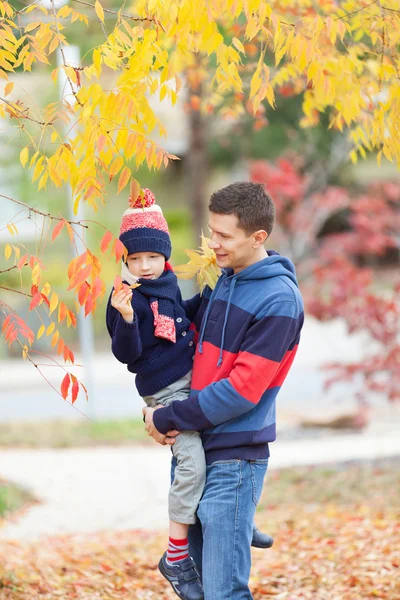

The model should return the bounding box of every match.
[158,552,204,600]
[251,526,274,549]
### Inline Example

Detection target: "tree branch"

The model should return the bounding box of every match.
[334,0,378,21]
[0,265,25,274]
[69,0,166,30]
[0,97,54,126]
[0,194,89,228]
[0,286,32,297]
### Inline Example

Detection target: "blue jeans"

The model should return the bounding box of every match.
[171,457,269,599]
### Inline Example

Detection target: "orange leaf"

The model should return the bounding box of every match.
[67,264,92,291]
[61,373,70,399]
[84,295,94,316]
[57,337,65,356]
[91,276,104,300]
[71,374,79,404]
[68,310,77,328]
[114,239,127,263]
[58,301,67,323]
[78,281,90,306]
[100,230,113,253]
[52,219,65,241]
[117,167,131,194]
[80,381,88,401]
[17,253,28,270]
[29,293,42,311]
[113,275,123,292]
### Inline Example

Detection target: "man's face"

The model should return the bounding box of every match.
[208,212,260,274]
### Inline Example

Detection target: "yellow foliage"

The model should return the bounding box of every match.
[0,0,398,218]
[175,235,221,293]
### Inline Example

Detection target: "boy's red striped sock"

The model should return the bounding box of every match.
[166,537,189,564]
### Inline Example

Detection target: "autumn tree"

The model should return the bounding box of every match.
[1,0,400,403]
[251,157,400,404]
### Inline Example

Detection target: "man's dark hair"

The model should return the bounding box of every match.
[209,182,275,236]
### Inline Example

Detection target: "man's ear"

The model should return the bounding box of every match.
[252,229,268,248]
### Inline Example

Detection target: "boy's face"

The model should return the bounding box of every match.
[207,212,266,274]
[126,252,165,280]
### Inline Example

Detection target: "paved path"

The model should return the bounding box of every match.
[0,317,385,424]
[1,429,399,541]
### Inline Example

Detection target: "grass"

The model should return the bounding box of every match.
[0,418,150,448]
[0,480,35,520]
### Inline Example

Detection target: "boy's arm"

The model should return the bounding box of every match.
[153,301,302,433]
[106,292,143,364]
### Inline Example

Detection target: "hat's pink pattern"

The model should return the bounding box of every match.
[119,212,169,235]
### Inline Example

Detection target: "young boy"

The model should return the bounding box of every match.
[106,188,272,600]
[106,188,204,600]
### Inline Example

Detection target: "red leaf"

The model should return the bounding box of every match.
[2,315,11,334]
[100,230,113,253]
[29,293,42,311]
[29,255,36,268]
[52,220,65,241]
[40,293,50,307]
[71,375,79,404]
[60,373,70,399]
[8,329,18,345]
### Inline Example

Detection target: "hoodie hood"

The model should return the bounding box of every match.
[198,251,299,367]
[223,251,299,287]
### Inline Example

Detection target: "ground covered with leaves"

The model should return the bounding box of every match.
[0,460,399,600]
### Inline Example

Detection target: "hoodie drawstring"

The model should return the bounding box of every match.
[198,281,221,354]
[217,278,236,368]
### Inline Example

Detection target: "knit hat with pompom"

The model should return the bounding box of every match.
[119,188,171,260]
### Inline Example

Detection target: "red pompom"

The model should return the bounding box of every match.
[128,188,156,209]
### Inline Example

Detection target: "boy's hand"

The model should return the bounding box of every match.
[142,406,180,446]
[111,288,134,323]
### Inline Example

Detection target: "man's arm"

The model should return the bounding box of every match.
[153,300,302,434]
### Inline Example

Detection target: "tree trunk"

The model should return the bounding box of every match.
[186,72,208,236]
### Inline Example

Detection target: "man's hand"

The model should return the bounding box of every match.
[142,406,180,446]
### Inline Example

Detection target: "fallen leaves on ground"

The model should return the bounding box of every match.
[0,462,399,599]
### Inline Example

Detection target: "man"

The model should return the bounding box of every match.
[143,182,304,600]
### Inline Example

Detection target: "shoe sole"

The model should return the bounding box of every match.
[251,539,274,549]
[158,558,189,600]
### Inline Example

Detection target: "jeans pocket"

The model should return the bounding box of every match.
[250,459,269,506]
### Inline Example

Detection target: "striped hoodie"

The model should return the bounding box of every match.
[153,252,304,464]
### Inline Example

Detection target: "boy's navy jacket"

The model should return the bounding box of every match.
[106,273,195,397]
[153,252,305,465]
